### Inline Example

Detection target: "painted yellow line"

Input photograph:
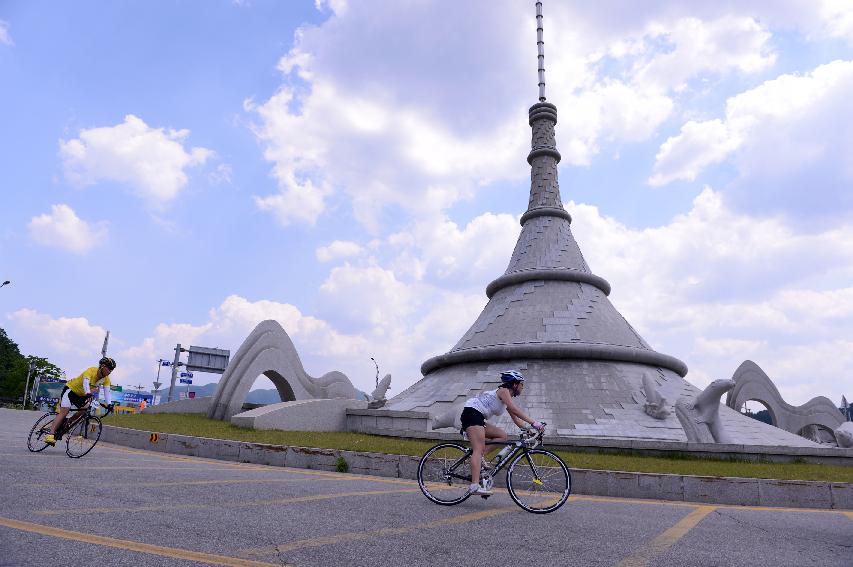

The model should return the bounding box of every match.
[11,464,262,471]
[614,505,717,567]
[18,477,350,489]
[36,488,419,516]
[0,516,288,567]
[242,505,522,556]
[571,494,852,515]
[844,511,853,521]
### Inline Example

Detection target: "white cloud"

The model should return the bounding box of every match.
[316,240,364,262]
[60,114,213,207]
[0,20,12,46]
[567,187,853,404]
[28,204,108,254]
[387,212,520,285]
[5,310,114,381]
[634,16,775,91]
[650,60,853,216]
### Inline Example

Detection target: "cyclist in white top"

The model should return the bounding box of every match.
[460,370,543,495]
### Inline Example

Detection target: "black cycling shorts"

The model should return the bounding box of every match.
[460,406,486,432]
[61,386,88,409]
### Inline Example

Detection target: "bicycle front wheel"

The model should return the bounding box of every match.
[507,449,571,513]
[66,416,102,458]
[417,443,472,505]
[27,412,57,452]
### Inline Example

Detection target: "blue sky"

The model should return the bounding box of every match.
[1,0,852,408]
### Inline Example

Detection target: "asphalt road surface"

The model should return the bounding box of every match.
[1,408,851,566]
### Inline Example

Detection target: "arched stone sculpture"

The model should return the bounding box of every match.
[834,422,853,448]
[725,360,844,441]
[208,320,361,421]
[675,379,735,443]
[642,372,670,419]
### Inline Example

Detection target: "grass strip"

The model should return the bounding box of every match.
[103,413,853,483]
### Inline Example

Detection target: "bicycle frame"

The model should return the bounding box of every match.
[445,432,544,484]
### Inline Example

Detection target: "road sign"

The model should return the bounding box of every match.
[187,346,230,374]
[161,360,171,367]
[153,381,162,390]
[180,372,193,378]
[179,378,192,385]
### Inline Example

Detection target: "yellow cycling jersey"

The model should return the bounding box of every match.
[65,367,111,396]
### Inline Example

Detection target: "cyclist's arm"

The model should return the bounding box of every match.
[497,389,537,427]
[100,385,112,405]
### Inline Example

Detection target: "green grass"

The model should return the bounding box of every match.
[103,413,853,483]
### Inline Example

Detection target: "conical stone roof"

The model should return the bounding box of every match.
[385,102,818,447]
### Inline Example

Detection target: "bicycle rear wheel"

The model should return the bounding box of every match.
[507,449,571,513]
[417,443,472,505]
[27,412,57,452]
[65,415,102,458]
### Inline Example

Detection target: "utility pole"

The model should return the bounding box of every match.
[22,360,35,409]
[167,344,186,402]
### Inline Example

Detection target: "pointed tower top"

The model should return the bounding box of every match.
[536,1,546,102]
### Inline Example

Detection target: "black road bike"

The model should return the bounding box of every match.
[27,402,114,458]
[417,423,571,514]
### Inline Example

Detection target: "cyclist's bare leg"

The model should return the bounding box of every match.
[48,406,70,435]
[484,423,507,460]
[466,425,486,487]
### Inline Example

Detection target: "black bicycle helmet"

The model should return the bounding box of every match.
[99,356,117,370]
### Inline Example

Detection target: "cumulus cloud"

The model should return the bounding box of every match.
[650,60,853,221]
[0,20,12,46]
[5,309,115,380]
[248,2,794,230]
[316,240,364,262]
[567,187,853,403]
[28,204,108,254]
[60,114,213,207]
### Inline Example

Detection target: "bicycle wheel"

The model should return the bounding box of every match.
[27,412,57,452]
[65,415,102,458]
[417,443,472,505]
[507,449,571,513]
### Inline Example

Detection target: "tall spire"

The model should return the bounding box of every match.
[536,1,546,101]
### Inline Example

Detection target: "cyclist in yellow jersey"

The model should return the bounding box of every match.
[44,357,116,446]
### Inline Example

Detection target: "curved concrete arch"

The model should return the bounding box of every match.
[208,320,360,421]
[725,360,844,437]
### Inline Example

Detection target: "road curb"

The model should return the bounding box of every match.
[101,425,852,510]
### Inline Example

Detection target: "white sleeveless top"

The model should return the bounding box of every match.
[464,389,506,419]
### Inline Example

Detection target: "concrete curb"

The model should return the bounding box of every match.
[101,425,852,510]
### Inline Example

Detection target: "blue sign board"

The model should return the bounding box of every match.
[123,391,154,404]
[179,378,192,385]
[161,360,171,367]
[180,372,193,378]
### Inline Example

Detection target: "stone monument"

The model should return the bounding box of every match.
[382,2,819,448]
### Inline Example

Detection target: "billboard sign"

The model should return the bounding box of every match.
[186,346,230,374]
[123,391,153,404]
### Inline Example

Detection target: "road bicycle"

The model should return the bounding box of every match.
[27,401,114,458]
[417,422,571,514]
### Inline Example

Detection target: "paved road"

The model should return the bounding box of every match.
[1,409,851,566]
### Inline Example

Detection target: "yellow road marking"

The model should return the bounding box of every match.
[242,505,522,556]
[18,477,350,489]
[844,511,853,521]
[614,505,717,567]
[0,516,288,567]
[36,488,419,515]
[570,495,853,515]
[11,464,264,471]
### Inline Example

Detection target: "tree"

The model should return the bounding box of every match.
[0,328,66,403]
[0,328,27,400]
